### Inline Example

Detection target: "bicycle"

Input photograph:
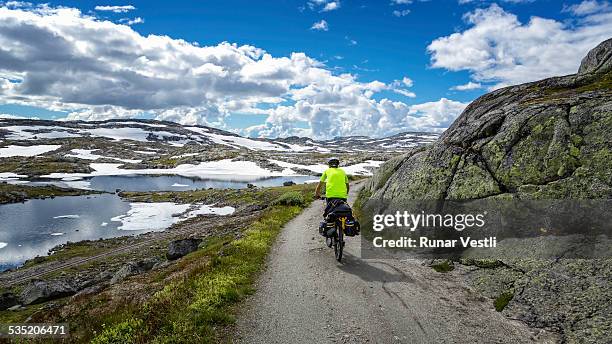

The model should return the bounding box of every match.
[320,197,355,262]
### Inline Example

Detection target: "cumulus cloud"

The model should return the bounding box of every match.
[393,9,411,17]
[321,1,340,12]
[310,19,329,31]
[0,4,465,138]
[428,4,612,89]
[94,5,135,13]
[563,0,610,16]
[307,0,340,12]
[451,81,482,91]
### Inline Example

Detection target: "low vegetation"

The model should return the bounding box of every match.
[0,183,315,343]
[90,186,314,343]
[0,183,99,204]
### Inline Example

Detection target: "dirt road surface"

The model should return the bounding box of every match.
[234,183,552,344]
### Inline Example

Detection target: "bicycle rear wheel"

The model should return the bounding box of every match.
[335,226,344,262]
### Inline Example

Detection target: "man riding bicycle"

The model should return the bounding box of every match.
[314,157,349,219]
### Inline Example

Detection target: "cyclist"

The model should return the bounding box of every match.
[314,157,349,219]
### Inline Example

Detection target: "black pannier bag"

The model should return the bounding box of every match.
[325,202,360,237]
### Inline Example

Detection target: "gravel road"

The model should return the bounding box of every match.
[234,183,553,344]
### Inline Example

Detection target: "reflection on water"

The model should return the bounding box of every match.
[0,194,131,272]
[0,174,318,272]
[32,174,318,192]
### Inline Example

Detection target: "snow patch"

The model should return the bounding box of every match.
[171,183,189,187]
[187,204,235,217]
[269,159,384,176]
[0,145,61,158]
[111,202,190,231]
[53,214,80,219]
[43,159,281,180]
[0,243,7,249]
[65,149,141,164]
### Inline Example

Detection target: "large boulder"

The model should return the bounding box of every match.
[578,38,612,75]
[360,39,612,344]
[166,238,202,260]
[110,258,160,284]
[364,39,612,203]
[20,280,76,305]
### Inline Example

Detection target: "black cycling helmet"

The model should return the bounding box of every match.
[327,157,340,167]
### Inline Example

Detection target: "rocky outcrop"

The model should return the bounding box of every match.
[166,238,202,260]
[360,39,612,343]
[578,38,612,75]
[110,258,160,284]
[20,280,76,305]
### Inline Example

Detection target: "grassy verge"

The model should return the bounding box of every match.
[84,186,314,343]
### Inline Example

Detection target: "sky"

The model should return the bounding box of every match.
[0,0,611,139]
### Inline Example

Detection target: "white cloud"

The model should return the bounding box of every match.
[94,5,135,13]
[428,4,612,89]
[393,89,416,98]
[119,16,143,25]
[322,1,340,12]
[310,19,329,31]
[4,1,31,8]
[391,0,412,4]
[563,0,610,16]
[451,81,482,91]
[459,0,534,4]
[307,0,340,12]
[393,9,411,17]
[0,4,460,138]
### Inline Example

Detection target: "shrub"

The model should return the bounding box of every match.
[272,191,305,206]
[91,318,144,344]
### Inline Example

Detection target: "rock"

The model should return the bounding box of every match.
[110,258,160,284]
[246,183,256,188]
[359,39,612,344]
[283,181,296,186]
[7,305,23,311]
[0,292,18,311]
[243,204,267,213]
[20,280,76,305]
[166,238,202,260]
[578,38,612,75]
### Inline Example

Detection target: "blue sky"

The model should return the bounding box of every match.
[0,0,611,138]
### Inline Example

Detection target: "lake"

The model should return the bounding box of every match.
[0,174,318,272]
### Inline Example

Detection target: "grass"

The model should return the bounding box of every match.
[271,191,306,206]
[82,184,314,343]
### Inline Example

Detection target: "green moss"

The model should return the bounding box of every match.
[494,291,514,312]
[431,260,454,273]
